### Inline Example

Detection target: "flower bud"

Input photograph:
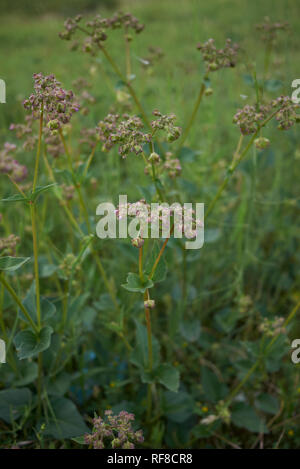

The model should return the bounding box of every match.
[131,237,144,248]
[47,119,60,131]
[254,137,270,150]
[144,299,155,309]
[204,87,213,96]
[149,152,160,163]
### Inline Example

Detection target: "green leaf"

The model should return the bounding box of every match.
[1,193,28,203]
[179,319,201,342]
[214,308,240,333]
[255,393,280,415]
[0,388,32,423]
[54,168,73,184]
[145,241,167,283]
[20,283,56,324]
[201,367,228,403]
[122,272,153,293]
[0,256,30,272]
[231,402,269,433]
[130,319,160,370]
[40,263,58,278]
[47,372,72,396]
[155,363,180,392]
[72,435,88,445]
[14,326,53,359]
[31,183,57,202]
[162,391,194,423]
[43,397,89,439]
[14,362,38,386]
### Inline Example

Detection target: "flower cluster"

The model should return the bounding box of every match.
[233,96,299,135]
[59,12,144,55]
[271,95,300,130]
[151,110,181,142]
[0,143,28,182]
[163,152,182,178]
[84,410,144,449]
[0,234,20,256]
[233,104,270,135]
[196,38,239,73]
[259,316,286,337]
[116,199,202,240]
[97,113,151,157]
[23,73,79,134]
[9,117,37,152]
[59,253,80,280]
[256,17,289,44]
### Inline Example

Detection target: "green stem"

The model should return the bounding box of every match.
[59,129,91,232]
[0,274,7,340]
[205,107,281,220]
[179,82,206,149]
[149,225,174,280]
[30,202,41,330]
[32,106,44,193]
[0,275,38,333]
[144,289,153,419]
[99,44,151,128]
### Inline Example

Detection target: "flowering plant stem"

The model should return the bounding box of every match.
[59,129,91,232]
[179,82,206,149]
[205,106,281,220]
[43,145,120,313]
[0,274,38,333]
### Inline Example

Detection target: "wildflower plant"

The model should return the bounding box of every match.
[0,5,299,450]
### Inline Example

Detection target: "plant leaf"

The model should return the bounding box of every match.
[145,241,167,283]
[231,402,269,433]
[155,363,180,392]
[14,326,53,359]
[0,388,32,423]
[0,256,30,271]
[43,397,89,439]
[122,272,153,293]
[1,193,28,203]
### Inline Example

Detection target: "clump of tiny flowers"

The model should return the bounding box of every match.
[259,316,286,337]
[256,17,289,44]
[271,96,300,130]
[0,143,28,182]
[151,109,181,142]
[0,234,20,256]
[233,96,299,135]
[23,73,79,134]
[97,110,181,158]
[84,410,144,449]
[196,38,239,73]
[164,152,182,178]
[233,104,270,135]
[116,200,202,240]
[59,12,144,55]
[98,114,151,157]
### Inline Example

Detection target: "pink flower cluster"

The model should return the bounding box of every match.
[0,143,28,182]
[84,410,144,449]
